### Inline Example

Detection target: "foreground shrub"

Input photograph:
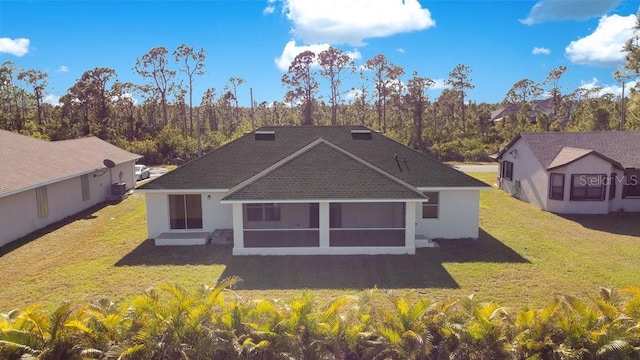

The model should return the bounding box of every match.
[1,284,640,359]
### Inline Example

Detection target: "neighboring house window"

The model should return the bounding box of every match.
[501,161,514,181]
[609,173,616,200]
[35,186,48,219]
[169,194,202,229]
[81,174,90,201]
[570,174,605,201]
[246,203,281,221]
[549,173,564,200]
[422,192,439,219]
[622,171,640,198]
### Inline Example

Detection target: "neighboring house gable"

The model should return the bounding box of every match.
[496,131,640,214]
[139,126,489,255]
[0,130,141,247]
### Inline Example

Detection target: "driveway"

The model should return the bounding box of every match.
[149,167,168,179]
[452,164,498,173]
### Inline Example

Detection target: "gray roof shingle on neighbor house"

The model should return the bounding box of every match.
[507,131,640,169]
[140,126,488,196]
[0,130,141,198]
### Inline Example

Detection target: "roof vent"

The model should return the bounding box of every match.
[351,129,372,140]
[255,130,275,141]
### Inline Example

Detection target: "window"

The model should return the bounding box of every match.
[422,192,439,219]
[501,161,514,181]
[609,173,617,200]
[329,203,342,228]
[245,203,281,221]
[169,194,202,229]
[622,171,640,198]
[570,174,605,201]
[549,173,564,200]
[36,186,48,218]
[81,174,90,201]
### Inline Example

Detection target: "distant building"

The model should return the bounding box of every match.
[496,131,640,214]
[0,131,141,247]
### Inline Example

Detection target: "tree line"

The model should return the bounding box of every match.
[1,29,639,164]
[1,279,640,359]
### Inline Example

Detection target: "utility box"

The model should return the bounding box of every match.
[111,182,126,196]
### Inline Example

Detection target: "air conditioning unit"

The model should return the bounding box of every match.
[111,182,126,196]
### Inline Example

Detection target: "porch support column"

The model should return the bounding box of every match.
[319,202,330,248]
[232,203,245,253]
[405,201,416,254]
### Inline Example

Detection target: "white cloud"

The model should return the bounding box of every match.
[396,48,405,54]
[274,40,330,71]
[263,5,275,15]
[565,14,636,67]
[282,0,435,46]
[520,0,620,25]
[0,37,30,57]
[274,40,361,72]
[43,94,60,106]
[57,65,69,73]
[430,79,448,90]
[579,77,638,97]
[532,47,551,55]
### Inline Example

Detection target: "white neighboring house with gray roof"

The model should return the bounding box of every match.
[138,126,490,255]
[496,131,640,214]
[0,130,141,247]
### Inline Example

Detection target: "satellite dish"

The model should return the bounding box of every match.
[103,159,116,168]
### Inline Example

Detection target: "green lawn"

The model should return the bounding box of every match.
[1,173,639,312]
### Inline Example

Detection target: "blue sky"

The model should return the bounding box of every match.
[0,0,638,108]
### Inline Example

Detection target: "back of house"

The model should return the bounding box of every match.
[138,126,490,255]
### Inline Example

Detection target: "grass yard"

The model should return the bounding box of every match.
[0,172,639,312]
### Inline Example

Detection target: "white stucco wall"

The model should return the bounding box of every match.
[0,160,136,247]
[545,155,613,214]
[610,172,640,213]
[415,190,481,239]
[145,191,233,239]
[499,138,549,209]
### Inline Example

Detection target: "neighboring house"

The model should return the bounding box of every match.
[495,131,640,214]
[0,130,141,247]
[138,126,489,255]
[490,99,554,124]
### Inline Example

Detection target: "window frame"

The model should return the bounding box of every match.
[501,161,514,181]
[81,174,90,202]
[569,174,606,201]
[622,171,640,198]
[609,173,617,200]
[421,191,439,219]
[36,185,48,219]
[245,203,281,222]
[549,173,565,200]
[168,194,203,230]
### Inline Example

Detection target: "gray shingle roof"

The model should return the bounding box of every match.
[499,131,640,169]
[140,126,488,197]
[223,140,427,201]
[0,130,141,198]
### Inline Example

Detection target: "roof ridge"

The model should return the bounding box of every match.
[224,137,428,201]
[223,138,329,199]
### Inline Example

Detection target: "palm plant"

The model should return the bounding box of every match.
[554,288,640,359]
[455,294,513,359]
[509,298,564,358]
[360,292,434,360]
[0,302,82,360]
